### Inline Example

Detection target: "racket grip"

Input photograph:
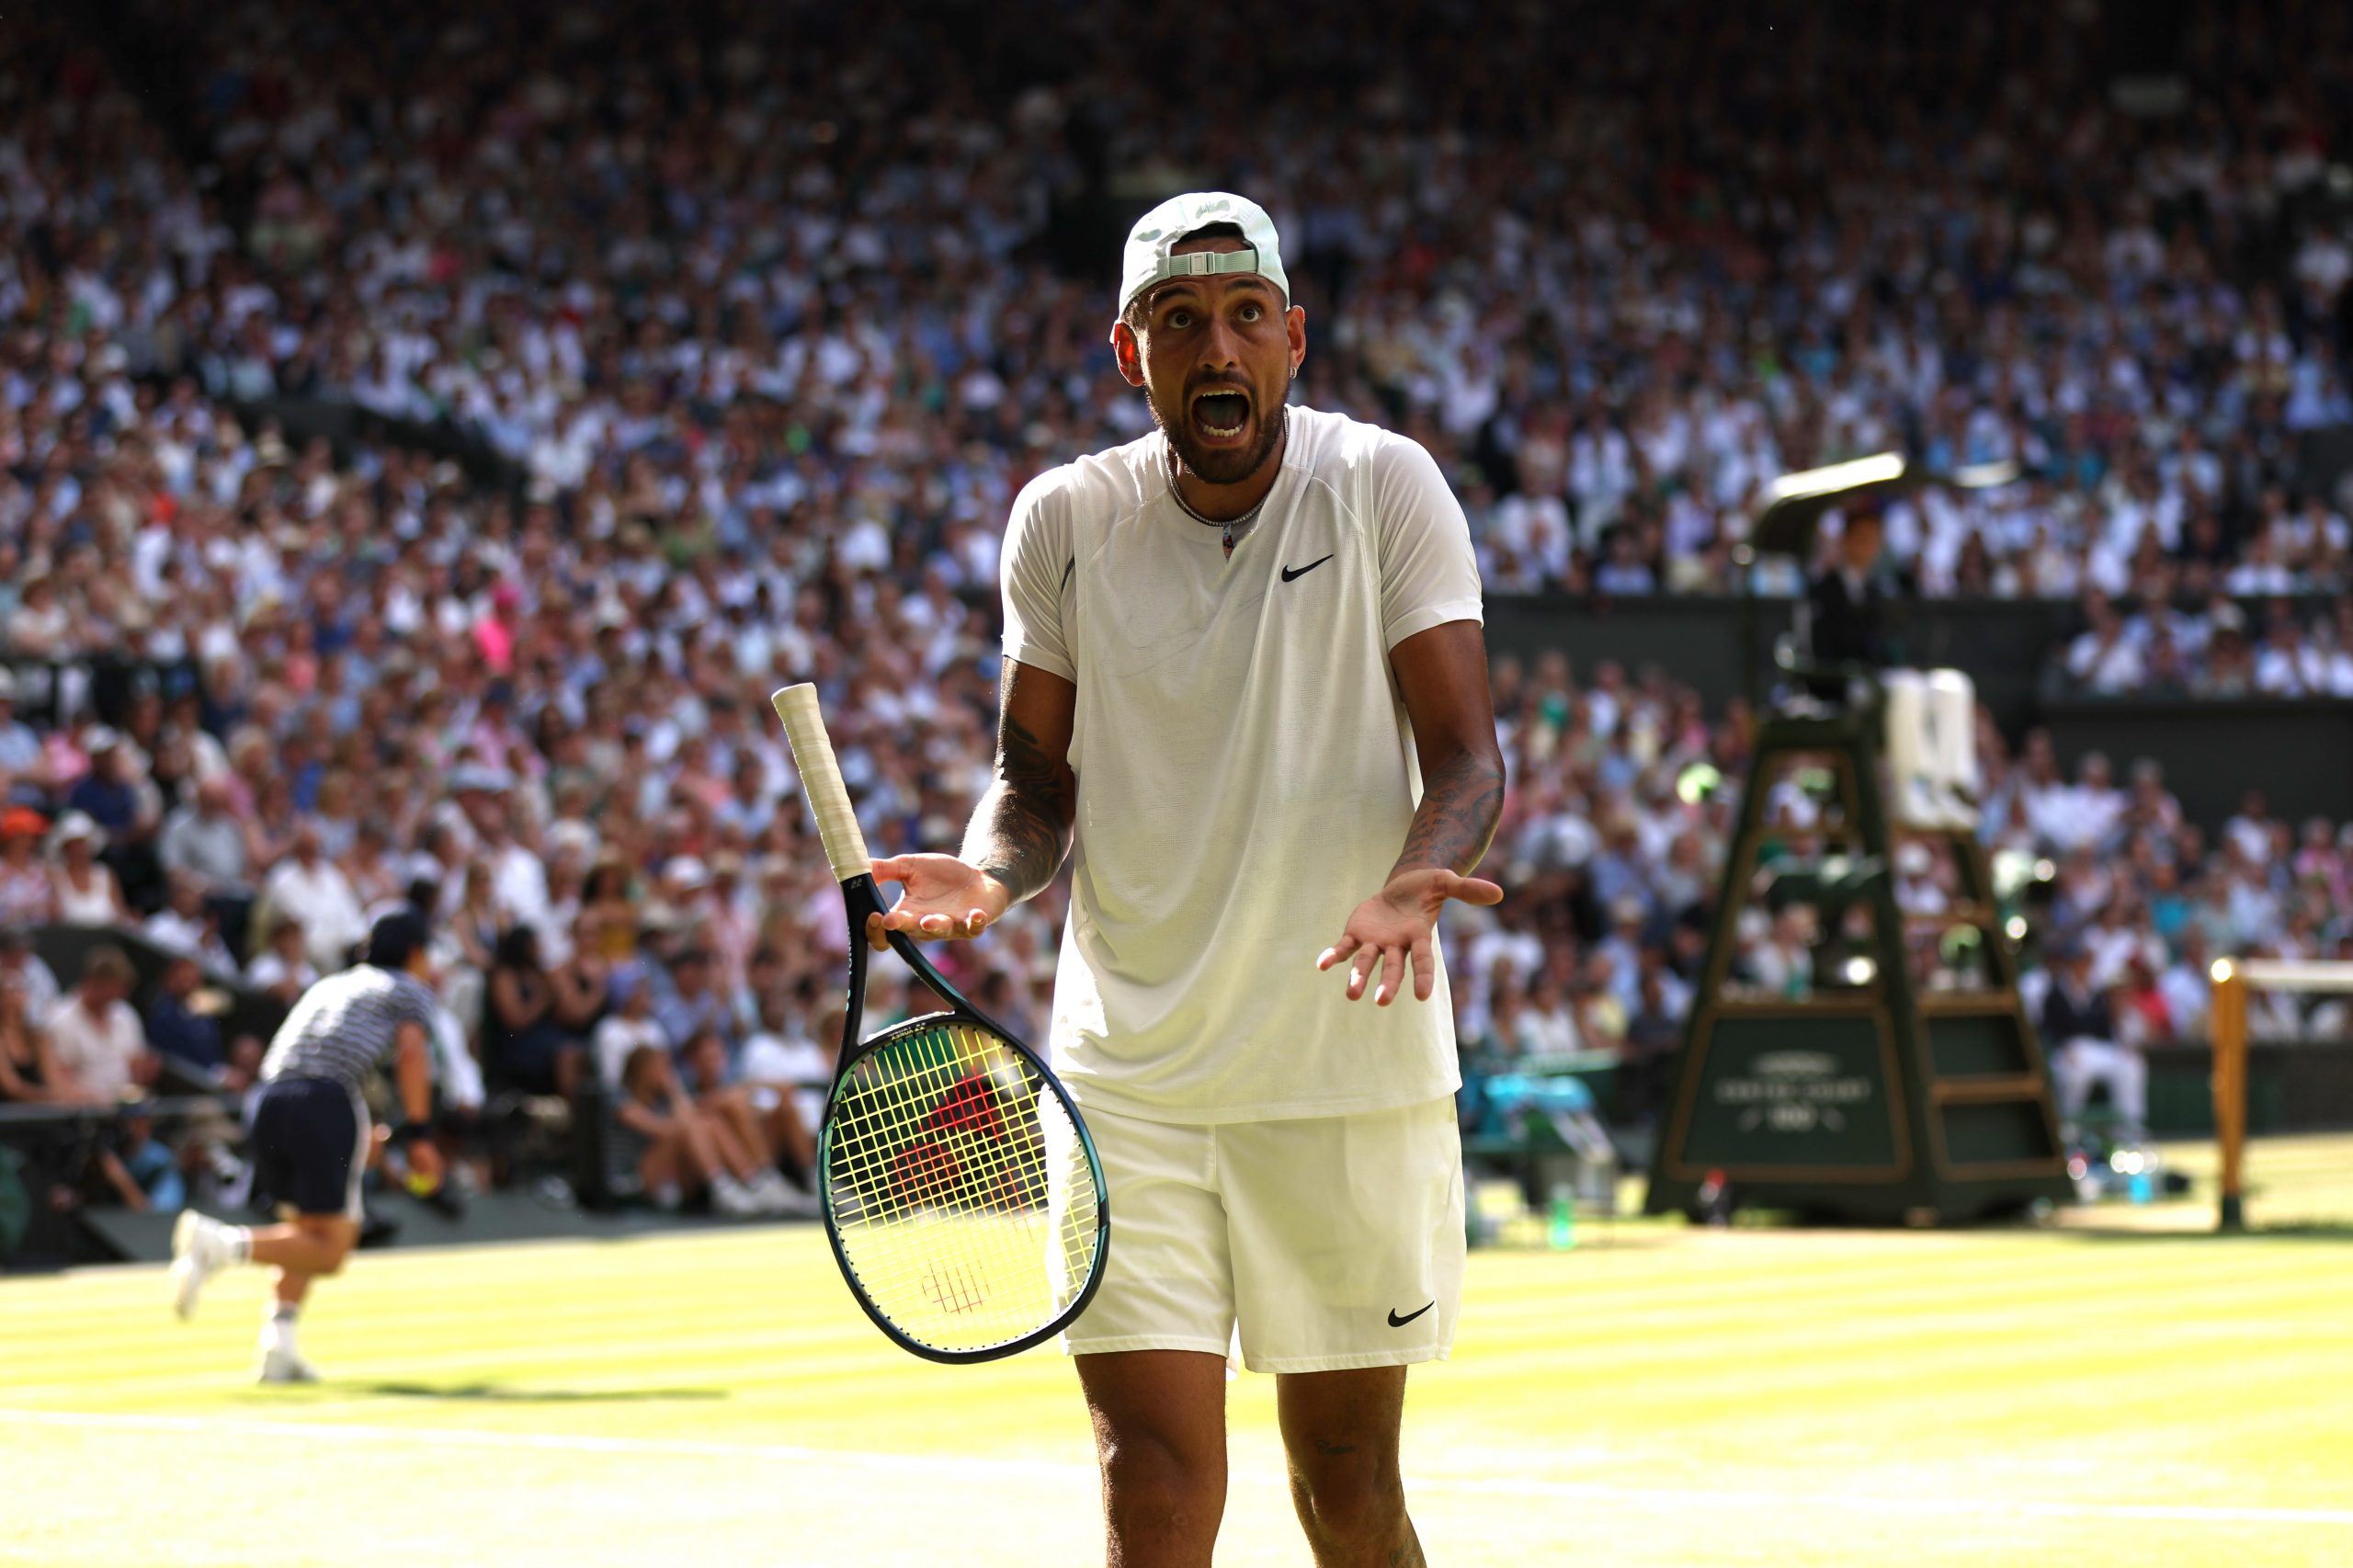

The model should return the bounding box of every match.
[772,684,875,883]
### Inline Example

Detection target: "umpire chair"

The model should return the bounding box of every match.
[1643,458,2071,1224]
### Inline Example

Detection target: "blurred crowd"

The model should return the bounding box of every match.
[1464,654,2353,1082]
[15,3,2353,607]
[2060,585,2353,694]
[4,2,2353,1218]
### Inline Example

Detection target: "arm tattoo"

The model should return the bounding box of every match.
[964,706,1074,905]
[1390,745,1505,881]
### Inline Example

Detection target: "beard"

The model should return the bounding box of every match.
[1146,381,1287,488]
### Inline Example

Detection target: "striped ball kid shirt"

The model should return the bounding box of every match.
[259,965,440,1093]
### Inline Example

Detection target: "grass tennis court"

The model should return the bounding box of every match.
[4,1141,2349,1567]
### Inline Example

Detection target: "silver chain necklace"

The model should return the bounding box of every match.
[1166,406,1285,558]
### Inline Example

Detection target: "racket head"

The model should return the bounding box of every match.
[772,684,1109,1361]
[817,1006,1110,1363]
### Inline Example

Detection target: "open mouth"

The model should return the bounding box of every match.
[1190,388,1252,441]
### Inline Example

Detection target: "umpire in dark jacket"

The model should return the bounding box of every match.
[1808,505,1893,669]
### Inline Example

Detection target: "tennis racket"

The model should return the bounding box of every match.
[770,684,1110,1363]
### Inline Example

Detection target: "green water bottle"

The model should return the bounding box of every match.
[1548,1184,1576,1250]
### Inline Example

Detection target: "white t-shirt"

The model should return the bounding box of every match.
[741,1028,834,1131]
[594,1014,668,1089]
[1001,406,1483,1123]
[245,951,321,994]
[262,858,369,971]
[48,994,147,1101]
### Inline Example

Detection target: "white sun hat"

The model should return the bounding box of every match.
[1119,191,1290,318]
[49,810,108,854]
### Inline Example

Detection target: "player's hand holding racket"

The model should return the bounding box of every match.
[1318,867,1503,1006]
[862,855,1010,948]
[771,684,1110,1364]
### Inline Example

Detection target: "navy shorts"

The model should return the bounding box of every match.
[251,1076,371,1221]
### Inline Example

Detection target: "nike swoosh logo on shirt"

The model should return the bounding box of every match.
[1387,1301,1434,1328]
[1281,554,1334,583]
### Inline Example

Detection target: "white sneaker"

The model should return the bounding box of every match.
[257,1345,320,1384]
[170,1211,233,1321]
[711,1174,764,1218]
[752,1169,819,1217]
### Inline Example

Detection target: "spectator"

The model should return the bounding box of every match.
[581,858,642,965]
[245,915,320,1006]
[45,947,155,1105]
[95,1112,186,1214]
[483,926,584,1099]
[0,971,71,1104]
[592,972,668,1091]
[1619,965,1686,1126]
[445,861,506,980]
[0,673,50,801]
[2255,610,2332,697]
[2065,593,2144,694]
[158,776,253,903]
[2045,755,2126,857]
[610,1043,771,1218]
[259,823,368,973]
[2040,942,2146,1140]
[547,912,613,1049]
[676,1027,805,1213]
[145,955,226,1078]
[453,768,550,942]
[48,813,131,927]
[2158,929,2215,1041]
[2108,950,2174,1050]
[0,929,61,1020]
[340,823,404,911]
[1468,984,1533,1063]
[1519,975,1582,1058]
[0,810,56,926]
[2195,607,2259,697]
[738,984,830,1173]
[65,729,160,899]
[144,872,240,977]
[653,947,734,1054]
[1574,955,1630,1051]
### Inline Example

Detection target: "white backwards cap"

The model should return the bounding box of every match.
[1118,191,1290,318]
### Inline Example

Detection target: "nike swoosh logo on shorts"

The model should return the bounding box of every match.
[1281,554,1334,583]
[1387,1301,1434,1328]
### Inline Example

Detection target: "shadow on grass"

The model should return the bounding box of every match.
[2048,1220,2353,1244]
[355,1381,728,1403]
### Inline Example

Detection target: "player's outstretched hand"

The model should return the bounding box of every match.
[1318,868,1505,1006]
[868,855,1011,950]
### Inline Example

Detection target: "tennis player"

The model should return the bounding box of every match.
[169,909,443,1382]
[872,192,1501,1567]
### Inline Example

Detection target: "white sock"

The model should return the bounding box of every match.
[264,1303,299,1352]
[225,1225,254,1265]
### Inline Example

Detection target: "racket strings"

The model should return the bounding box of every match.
[825,1020,1102,1354]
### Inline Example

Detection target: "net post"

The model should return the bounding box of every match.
[2208,961,2246,1233]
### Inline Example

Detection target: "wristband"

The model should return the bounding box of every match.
[390,1121,433,1147]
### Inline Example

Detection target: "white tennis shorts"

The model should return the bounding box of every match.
[1060,1096,1464,1373]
